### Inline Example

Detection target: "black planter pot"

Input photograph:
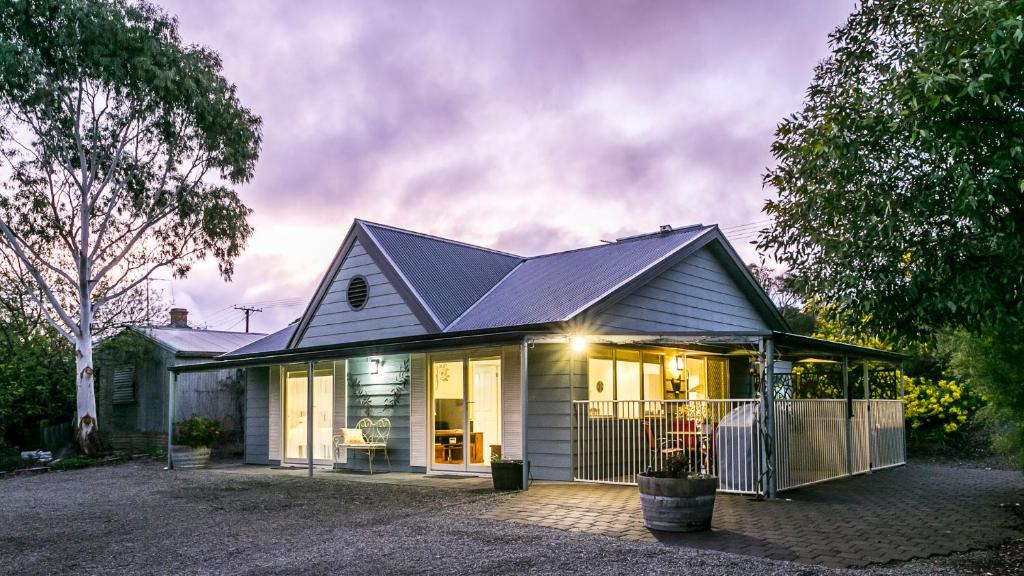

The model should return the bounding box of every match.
[491,460,527,490]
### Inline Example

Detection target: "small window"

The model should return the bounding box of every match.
[346,275,369,310]
[112,366,136,404]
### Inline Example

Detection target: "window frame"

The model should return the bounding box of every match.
[585,347,665,419]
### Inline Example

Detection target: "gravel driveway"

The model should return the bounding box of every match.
[0,461,1011,575]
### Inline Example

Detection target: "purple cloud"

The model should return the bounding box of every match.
[156,0,854,333]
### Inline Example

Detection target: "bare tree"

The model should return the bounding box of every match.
[0,0,261,453]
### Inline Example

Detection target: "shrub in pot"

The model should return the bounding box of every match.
[638,450,718,532]
[171,415,221,469]
[491,455,527,490]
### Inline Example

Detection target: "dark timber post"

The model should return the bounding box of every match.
[166,369,176,470]
[843,355,852,476]
[763,337,777,499]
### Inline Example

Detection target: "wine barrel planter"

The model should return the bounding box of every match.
[638,473,718,532]
[170,445,211,469]
[491,460,527,490]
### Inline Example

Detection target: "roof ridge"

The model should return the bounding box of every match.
[526,224,712,260]
[357,219,523,259]
[442,258,528,331]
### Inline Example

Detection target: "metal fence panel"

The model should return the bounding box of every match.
[870,400,906,469]
[573,399,762,494]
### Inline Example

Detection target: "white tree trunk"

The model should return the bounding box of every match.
[74,329,100,454]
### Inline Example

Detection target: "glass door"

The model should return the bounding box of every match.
[432,360,465,470]
[431,355,502,472]
[468,358,501,472]
[284,363,334,464]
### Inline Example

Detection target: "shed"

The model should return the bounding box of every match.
[95,309,265,454]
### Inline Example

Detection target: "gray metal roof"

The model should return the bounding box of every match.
[138,327,266,355]
[445,225,712,332]
[221,324,297,357]
[360,221,523,327]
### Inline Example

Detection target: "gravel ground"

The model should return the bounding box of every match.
[0,461,1009,575]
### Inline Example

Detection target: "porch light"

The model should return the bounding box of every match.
[673,355,684,372]
[570,336,588,353]
[370,358,381,374]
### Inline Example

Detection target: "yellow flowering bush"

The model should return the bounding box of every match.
[904,376,986,435]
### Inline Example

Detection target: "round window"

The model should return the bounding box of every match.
[346,275,369,310]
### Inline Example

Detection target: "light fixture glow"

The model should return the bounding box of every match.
[370,358,381,374]
[673,355,684,372]
[570,336,587,353]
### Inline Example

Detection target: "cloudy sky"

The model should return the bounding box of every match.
[159,0,855,334]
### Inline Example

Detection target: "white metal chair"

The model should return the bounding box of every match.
[334,417,391,474]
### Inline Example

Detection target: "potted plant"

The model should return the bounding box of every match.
[170,415,221,469]
[491,455,527,490]
[638,450,718,532]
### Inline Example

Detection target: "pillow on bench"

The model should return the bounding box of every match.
[341,428,365,445]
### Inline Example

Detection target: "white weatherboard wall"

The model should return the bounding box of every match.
[595,246,770,332]
[299,240,427,348]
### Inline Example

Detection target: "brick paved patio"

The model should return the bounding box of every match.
[482,463,1024,568]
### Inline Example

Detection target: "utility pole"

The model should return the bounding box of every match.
[234,305,263,333]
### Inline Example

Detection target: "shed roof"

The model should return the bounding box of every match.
[138,327,266,356]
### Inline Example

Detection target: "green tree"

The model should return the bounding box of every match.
[760,0,1024,462]
[0,0,261,454]
[762,0,1024,339]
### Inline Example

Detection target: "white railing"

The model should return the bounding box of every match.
[572,400,762,494]
[870,400,906,469]
[774,399,851,491]
[574,398,907,495]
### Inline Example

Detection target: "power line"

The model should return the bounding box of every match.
[233,305,263,333]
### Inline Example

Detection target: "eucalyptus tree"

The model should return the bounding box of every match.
[0,0,261,454]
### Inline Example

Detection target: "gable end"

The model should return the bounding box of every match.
[295,239,429,348]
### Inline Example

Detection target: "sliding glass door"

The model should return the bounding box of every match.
[431,355,501,472]
[283,363,334,464]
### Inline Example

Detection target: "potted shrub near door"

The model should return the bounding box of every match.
[638,451,718,532]
[170,415,221,469]
[491,455,527,490]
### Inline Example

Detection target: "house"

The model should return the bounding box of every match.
[96,309,266,454]
[173,220,905,497]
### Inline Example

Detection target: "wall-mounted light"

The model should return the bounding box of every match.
[370,358,381,374]
[570,335,587,353]
[673,355,684,373]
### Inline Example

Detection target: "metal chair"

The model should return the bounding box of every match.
[334,417,392,474]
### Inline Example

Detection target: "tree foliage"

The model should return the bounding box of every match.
[761,0,1024,339]
[0,0,261,453]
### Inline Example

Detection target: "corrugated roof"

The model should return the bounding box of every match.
[222,324,297,357]
[138,327,266,355]
[360,221,523,327]
[445,225,712,332]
